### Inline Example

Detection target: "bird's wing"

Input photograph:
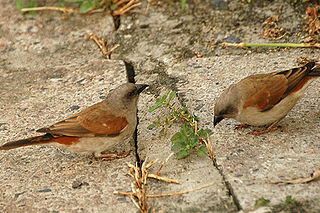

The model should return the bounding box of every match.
[274,62,315,96]
[243,62,315,112]
[243,74,288,112]
[37,102,128,137]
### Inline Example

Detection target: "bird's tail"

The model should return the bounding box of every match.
[1,134,80,150]
[0,134,56,150]
[310,63,320,76]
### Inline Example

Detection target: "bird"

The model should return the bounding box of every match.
[214,62,320,135]
[0,83,148,159]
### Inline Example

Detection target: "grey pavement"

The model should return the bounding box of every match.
[0,0,319,212]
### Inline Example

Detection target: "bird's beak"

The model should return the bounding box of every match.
[136,84,149,94]
[214,116,224,127]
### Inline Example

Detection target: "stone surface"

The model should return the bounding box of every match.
[168,52,320,210]
[136,90,236,212]
[1,0,320,212]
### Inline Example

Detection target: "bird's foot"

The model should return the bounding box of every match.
[235,124,249,130]
[95,150,131,161]
[250,126,279,136]
[249,119,282,136]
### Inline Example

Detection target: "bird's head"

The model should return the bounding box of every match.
[106,83,148,111]
[214,85,239,127]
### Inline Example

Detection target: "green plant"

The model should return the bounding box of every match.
[16,0,112,14]
[255,197,271,207]
[292,0,310,3]
[285,195,297,205]
[63,0,108,13]
[16,0,38,14]
[148,91,213,159]
[181,0,186,11]
[247,0,309,2]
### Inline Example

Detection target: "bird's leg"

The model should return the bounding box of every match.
[95,150,131,161]
[234,124,249,130]
[250,119,281,136]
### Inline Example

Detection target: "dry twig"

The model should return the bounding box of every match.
[305,6,320,36]
[296,57,318,66]
[88,33,119,59]
[112,0,142,16]
[146,181,216,198]
[21,6,80,14]
[270,170,320,184]
[155,153,173,175]
[148,174,180,184]
[114,155,215,212]
[262,15,286,40]
[203,136,214,161]
[21,0,142,16]
[221,42,320,49]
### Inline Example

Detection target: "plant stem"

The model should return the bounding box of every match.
[221,42,320,48]
[168,104,190,123]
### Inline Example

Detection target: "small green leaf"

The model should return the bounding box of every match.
[79,0,94,13]
[159,91,169,103]
[18,0,38,14]
[168,91,176,103]
[197,145,207,157]
[148,104,162,112]
[162,128,168,135]
[110,3,117,10]
[172,143,181,151]
[58,2,65,7]
[181,0,186,11]
[65,0,83,2]
[255,197,270,207]
[285,195,296,205]
[154,120,161,127]
[155,97,162,104]
[147,124,155,130]
[171,132,181,142]
[179,141,187,148]
[16,0,22,10]
[189,135,199,146]
[25,1,38,8]
[198,129,213,138]
[180,128,188,142]
[177,150,189,159]
[93,5,107,12]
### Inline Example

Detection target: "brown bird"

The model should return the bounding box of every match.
[214,62,320,135]
[0,83,148,159]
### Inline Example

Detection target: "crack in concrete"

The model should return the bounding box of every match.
[149,61,242,211]
[150,60,243,211]
[174,99,243,211]
[215,163,242,211]
[124,61,142,166]
[125,58,241,210]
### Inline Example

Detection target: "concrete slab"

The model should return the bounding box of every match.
[1,0,320,212]
[136,89,237,212]
[167,51,320,211]
[0,54,139,212]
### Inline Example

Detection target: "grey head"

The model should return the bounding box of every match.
[105,83,148,111]
[214,84,240,127]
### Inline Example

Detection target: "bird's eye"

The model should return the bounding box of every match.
[220,105,237,115]
[127,90,137,98]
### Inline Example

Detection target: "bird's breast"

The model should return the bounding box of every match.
[236,91,304,126]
